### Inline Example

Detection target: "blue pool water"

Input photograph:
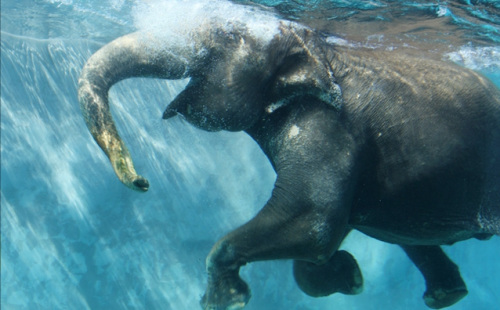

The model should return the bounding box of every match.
[1,0,499,309]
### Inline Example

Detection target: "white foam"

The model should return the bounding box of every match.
[436,5,450,17]
[44,0,73,5]
[445,45,500,72]
[131,0,283,45]
[325,35,353,47]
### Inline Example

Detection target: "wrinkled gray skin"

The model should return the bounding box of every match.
[78,19,500,310]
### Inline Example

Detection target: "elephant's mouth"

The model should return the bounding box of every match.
[163,106,179,119]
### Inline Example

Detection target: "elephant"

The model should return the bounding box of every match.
[78,16,500,310]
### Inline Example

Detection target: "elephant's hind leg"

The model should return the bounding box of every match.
[293,250,363,297]
[402,245,468,309]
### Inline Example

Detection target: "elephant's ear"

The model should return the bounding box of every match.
[265,25,343,113]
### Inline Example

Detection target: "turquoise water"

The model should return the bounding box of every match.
[1,1,499,309]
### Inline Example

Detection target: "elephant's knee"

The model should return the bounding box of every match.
[305,217,346,264]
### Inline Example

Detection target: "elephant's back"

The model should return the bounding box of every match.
[343,51,498,183]
[336,48,500,121]
[338,49,500,243]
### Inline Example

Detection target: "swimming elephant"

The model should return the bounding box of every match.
[78,17,500,310]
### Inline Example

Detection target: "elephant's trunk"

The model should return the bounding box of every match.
[78,32,196,191]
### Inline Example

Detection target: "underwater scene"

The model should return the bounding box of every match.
[1,0,499,309]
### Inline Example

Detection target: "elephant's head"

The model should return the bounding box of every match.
[78,20,342,191]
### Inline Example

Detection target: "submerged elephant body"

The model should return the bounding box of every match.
[78,14,500,310]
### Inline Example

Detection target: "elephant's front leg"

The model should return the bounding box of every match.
[201,170,351,310]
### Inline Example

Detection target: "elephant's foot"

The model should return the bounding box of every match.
[423,284,468,309]
[401,245,468,309]
[293,250,363,297]
[200,272,251,310]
